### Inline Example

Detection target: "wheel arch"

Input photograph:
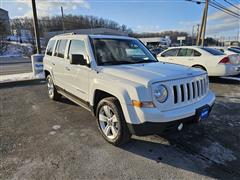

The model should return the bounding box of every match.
[44,70,50,79]
[192,64,207,71]
[92,89,120,116]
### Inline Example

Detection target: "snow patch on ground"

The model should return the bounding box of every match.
[0,72,45,83]
[49,131,56,135]
[52,125,61,130]
[201,142,236,164]
[0,42,33,57]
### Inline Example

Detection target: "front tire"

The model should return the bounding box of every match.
[46,75,61,100]
[96,97,131,146]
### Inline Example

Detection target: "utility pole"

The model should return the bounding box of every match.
[192,24,200,45]
[201,0,209,46]
[192,25,195,45]
[197,0,209,46]
[31,0,41,54]
[196,24,200,45]
[61,6,65,33]
[237,20,240,42]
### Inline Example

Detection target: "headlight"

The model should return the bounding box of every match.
[153,85,168,103]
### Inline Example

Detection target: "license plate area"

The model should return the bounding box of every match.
[196,105,210,122]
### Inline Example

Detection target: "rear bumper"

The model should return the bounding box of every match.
[208,64,240,76]
[127,104,214,136]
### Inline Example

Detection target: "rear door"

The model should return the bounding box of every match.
[172,48,202,67]
[52,39,68,88]
[174,48,193,66]
[64,39,89,102]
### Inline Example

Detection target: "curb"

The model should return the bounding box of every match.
[0,78,46,88]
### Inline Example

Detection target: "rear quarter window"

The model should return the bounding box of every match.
[193,50,201,56]
[46,40,56,56]
[54,40,68,58]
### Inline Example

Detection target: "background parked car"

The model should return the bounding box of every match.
[229,46,240,51]
[148,46,165,56]
[213,47,240,55]
[157,46,240,76]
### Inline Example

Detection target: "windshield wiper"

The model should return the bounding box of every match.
[102,60,135,65]
[134,60,158,64]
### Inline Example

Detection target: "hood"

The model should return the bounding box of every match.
[99,62,205,86]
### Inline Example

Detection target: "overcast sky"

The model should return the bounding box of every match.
[1,0,239,38]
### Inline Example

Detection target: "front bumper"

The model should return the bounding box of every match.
[127,104,213,136]
[124,90,215,124]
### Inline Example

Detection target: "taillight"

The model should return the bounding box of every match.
[219,57,230,64]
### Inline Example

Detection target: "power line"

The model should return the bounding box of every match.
[209,2,240,19]
[224,0,240,10]
[211,0,240,17]
[186,0,240,19]
[209,3,240,19]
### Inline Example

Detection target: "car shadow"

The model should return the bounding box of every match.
[120,132,238,180]
[120,101,240,180]
[57,96,78,106]
[209,77,240,84]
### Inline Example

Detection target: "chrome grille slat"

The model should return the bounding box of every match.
[194,81,198,98]
[183,84,188,102]
[176,85,182,103]
[172,76,208,105]
[188,83,193,100]
[199,80,202,96]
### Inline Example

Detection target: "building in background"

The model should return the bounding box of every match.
[139,36,171,47]
[0,8,11,36]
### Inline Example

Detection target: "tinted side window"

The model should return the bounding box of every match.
[162,49,179,57]
[46,40,55,56]
[193,50,201,56]
[55,40,67,58]
[68,40,87,58]
[178,48,193,57]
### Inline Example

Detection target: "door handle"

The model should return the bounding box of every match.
[65,67,70,71]
[52,62,55,66]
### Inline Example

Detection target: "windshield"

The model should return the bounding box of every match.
[90,38,158,65]
[201,47,225,56]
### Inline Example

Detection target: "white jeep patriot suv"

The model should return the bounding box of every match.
[43,34,215,146]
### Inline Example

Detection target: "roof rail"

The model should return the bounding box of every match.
[56,32,76,36]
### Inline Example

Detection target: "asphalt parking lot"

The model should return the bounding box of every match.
[0,78,240,180]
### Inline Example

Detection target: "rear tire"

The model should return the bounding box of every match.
[46,75,61,100]
[96,97,131,146]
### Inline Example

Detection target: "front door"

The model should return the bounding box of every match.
[64,39,89,102]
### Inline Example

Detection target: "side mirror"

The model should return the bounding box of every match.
[70,54,88,66]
